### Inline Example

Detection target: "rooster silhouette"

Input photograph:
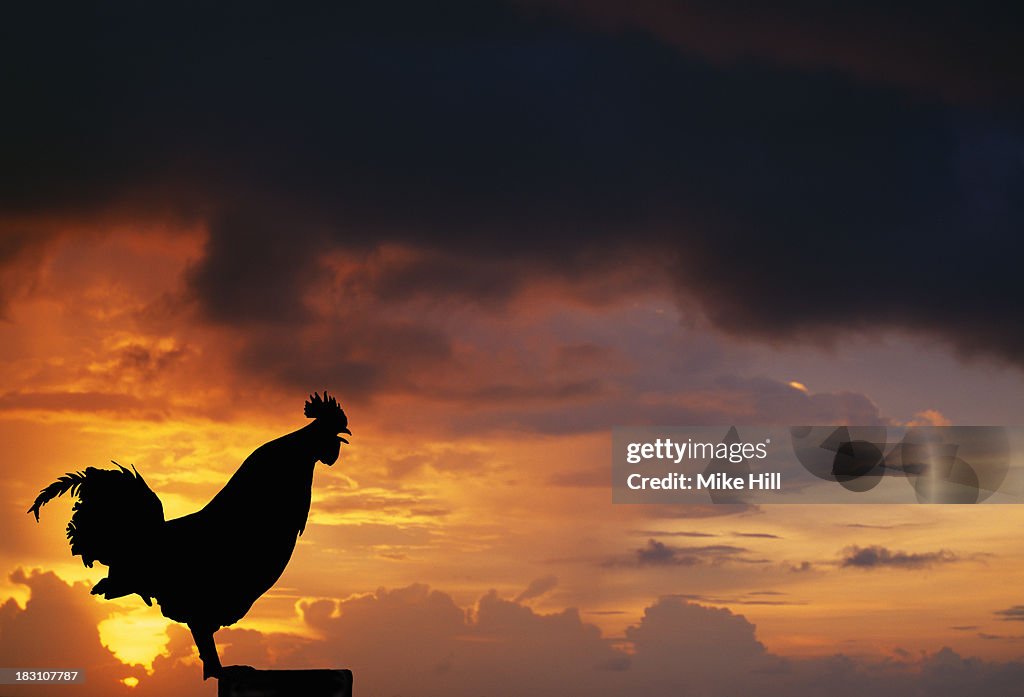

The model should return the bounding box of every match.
[28,392,350,680]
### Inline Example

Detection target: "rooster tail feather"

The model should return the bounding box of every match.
[28,463,165,570]
[28,471,87,522]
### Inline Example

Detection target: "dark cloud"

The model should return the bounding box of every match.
[625,539,753,567]
[716,377,887,426]
[447,378,886,436]
[112,343,188,375]
[8,568,1024,697]
[2,1,1023,375]
[0,228,64,317]
[658,590,803,608]
[186,214,329,327]
[130,623,218,697]
[627,529,717,538]
[635,539,700,566]
[977,632,1024,642]
[289,583,629,696]
[840,545,958,569]
[994,606,1024,622]
[231,312,453,402]
[515,574,559,602]
[0,569,142,696]
[530,1,1024,104]
[626,596,770,692]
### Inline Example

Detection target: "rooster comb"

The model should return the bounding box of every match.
[304,391,346,426]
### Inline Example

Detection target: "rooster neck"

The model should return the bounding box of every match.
[200,427,322,519]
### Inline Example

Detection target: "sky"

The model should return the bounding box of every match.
[2,2,1024,696]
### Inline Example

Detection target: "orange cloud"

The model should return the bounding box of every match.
[7,569,1024,697]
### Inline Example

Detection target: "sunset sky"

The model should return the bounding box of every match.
[2,3,1024,696]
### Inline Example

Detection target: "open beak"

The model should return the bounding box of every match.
[339,427,351,444]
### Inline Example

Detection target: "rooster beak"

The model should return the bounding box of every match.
[339,427,351,445]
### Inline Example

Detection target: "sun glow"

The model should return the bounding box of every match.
[98,606,174,669]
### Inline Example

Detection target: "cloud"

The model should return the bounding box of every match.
[443,377,887,437]
[627,529,717,538]
[840,545,958,570]
[635,539,699,566]
[0,569,142,696]
[624,539,754,567]
[133,624,217,697]
[230,311,454,403]
[904,409,953,427]
[625,595,771,692]
[527,1,1024,103]
[7,568,1024,696]
[287,583,628,697]
[2,2,1022,373]
[0,227,63,317]
[994,606,1024,622]
[715,376,887,426]
[911,647,1024,697]
[515,575,559,603]
[977,632,1024,642]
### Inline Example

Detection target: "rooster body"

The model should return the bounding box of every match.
[29,393,350,680]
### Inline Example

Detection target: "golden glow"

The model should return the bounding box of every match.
[3,226,1024,673]
[98,606,174,669]
[905,409,953,427]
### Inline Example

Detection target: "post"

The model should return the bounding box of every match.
[218,667,353,697]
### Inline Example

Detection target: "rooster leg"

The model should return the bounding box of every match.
[188,624,222,680]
